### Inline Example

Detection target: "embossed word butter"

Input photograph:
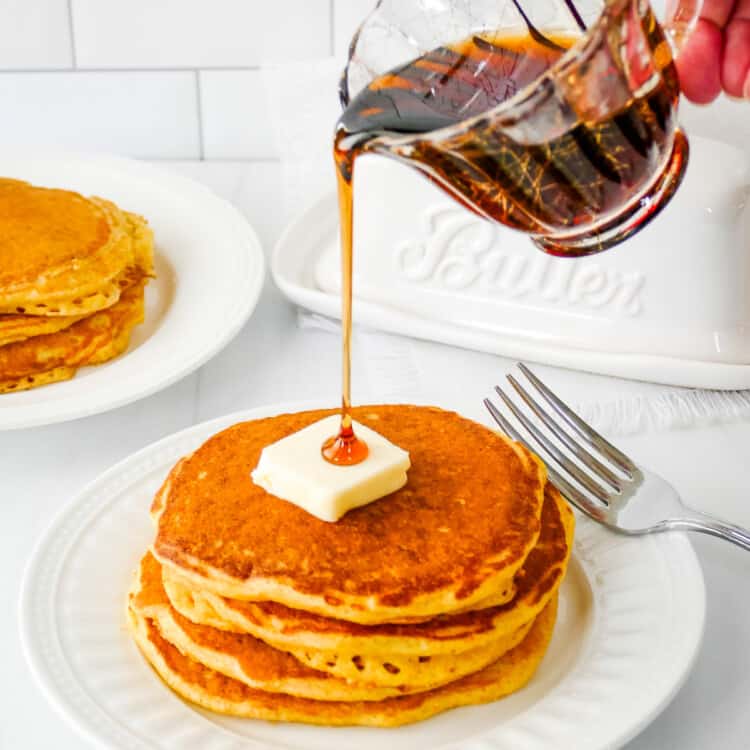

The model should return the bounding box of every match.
[251,415,410,522]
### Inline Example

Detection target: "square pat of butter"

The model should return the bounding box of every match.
[251,415,410,522]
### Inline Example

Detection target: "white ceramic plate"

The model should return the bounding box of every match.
[20,403,706,750]
[0,151,265,430]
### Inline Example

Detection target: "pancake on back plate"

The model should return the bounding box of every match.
[0,210,153,346]
[0,279,146,393]
[150,405,548,625]
[161,484,573,687]
[0,179,152,316]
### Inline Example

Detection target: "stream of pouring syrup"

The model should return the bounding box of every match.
[321,162,369,466]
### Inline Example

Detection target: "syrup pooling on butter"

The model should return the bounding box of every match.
[321,419,370,465]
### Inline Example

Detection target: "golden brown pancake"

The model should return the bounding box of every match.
[151,405,547,624]
[0,179,148,316]
[128,595,558,727]
[0,309,88,348]
[282,619,534,688]
[134,552,533,697]
[0,209,152,346]
[130,553,410,701]
[123,210,155,281]
[0,280,145,393]
[163,484,573,683]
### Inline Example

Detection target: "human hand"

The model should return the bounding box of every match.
[675,0,750,103]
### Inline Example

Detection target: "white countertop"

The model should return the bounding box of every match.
[1,160,749,750]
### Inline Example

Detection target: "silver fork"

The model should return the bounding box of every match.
[484,363,750,551]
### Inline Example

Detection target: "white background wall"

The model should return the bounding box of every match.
[0,0,375,159]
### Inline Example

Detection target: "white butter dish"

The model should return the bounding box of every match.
[273,131,750,390]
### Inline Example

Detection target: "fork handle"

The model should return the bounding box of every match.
[669,511,750,551]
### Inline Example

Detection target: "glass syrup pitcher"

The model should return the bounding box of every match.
[336,0,702,257]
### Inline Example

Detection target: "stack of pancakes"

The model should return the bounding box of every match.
[128,405,574,727]
[0,179,154,393]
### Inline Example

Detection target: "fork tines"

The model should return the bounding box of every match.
[484,364,639,520]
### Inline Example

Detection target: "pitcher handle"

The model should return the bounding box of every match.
[664,0,703,53]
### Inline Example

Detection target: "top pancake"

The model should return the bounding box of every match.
[0,179,138,315]
[151,405,547,624]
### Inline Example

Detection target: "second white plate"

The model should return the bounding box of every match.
[0,151,265,430]
[20,403,706,750]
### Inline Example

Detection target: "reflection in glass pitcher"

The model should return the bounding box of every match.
[336,0,702,256]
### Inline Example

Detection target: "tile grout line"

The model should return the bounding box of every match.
[194,70,205,160]
[0,65,264,74]
[66,0,77,68]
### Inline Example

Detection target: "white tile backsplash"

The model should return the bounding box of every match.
[0,0,72,69]
[200,71,277,159]
[0,72,200,158]
[0,1,354,160]
[71,0,330,69]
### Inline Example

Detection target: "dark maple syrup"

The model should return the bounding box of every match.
[335,31,681,235]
